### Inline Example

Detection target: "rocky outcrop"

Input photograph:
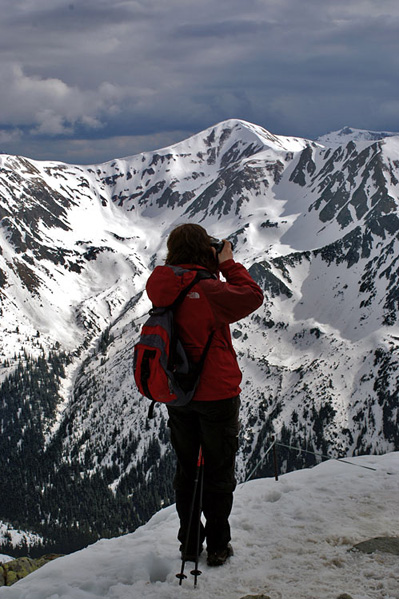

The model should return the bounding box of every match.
[0,554,62,586]
[352,536,399,555]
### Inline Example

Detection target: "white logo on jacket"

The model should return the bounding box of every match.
[187,291,200,299]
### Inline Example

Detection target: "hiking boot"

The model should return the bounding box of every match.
[180,544,203,562]
[207,543,234,567]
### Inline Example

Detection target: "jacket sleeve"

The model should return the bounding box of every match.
[201,259,264,324]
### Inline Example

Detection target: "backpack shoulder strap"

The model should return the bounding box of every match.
[169,269,214,310]
[172,268,216,374]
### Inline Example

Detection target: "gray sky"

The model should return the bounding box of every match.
[0,0,398,164]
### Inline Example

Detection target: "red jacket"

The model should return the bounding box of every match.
[146,259,264,401]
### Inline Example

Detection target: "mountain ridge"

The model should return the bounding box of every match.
[317,125,399,147]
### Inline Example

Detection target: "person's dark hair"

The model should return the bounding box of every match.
[165,223,216,272]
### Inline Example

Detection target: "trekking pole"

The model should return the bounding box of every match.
[190,448,204,587]
[272,435,279,481]
[176,445,203,586]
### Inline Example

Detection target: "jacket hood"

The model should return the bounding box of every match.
[146,264,210,307]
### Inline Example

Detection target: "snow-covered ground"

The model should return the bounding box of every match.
[0,453,398,599]
[0,557,12,565]
[0,523,43,555]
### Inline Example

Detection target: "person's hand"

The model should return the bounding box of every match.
[218,240,233,264]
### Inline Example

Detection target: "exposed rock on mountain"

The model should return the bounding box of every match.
[0,555,62,587]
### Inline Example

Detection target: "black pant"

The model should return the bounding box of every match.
[167,396,240,553]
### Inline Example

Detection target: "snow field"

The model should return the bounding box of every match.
[0,453,397,599]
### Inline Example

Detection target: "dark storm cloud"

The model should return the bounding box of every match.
[0,0,398,163]
[3,0,151,30]
[175,19,271,39]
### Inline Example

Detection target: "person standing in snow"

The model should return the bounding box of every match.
[145,223,264,567]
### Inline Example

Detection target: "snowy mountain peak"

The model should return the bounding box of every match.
[317,125,399,147]
[133,119,315,171]
[186,118,314,154]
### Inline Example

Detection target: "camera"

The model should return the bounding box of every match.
[209,236,234,254]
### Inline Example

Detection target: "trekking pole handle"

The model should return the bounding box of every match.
[197,446,204,467]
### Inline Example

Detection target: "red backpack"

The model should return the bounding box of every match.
[133,267,215,417]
